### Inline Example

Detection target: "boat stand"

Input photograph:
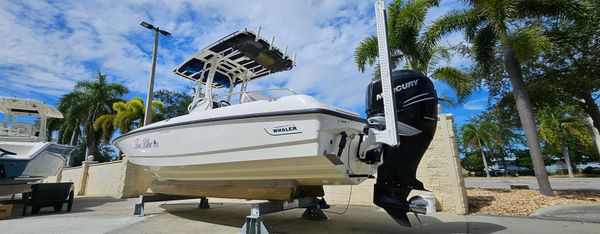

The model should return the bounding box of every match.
[133,194,209,216]
[240,196,327,234]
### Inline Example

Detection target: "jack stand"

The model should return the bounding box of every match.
[240,197,327,234]
[198,197,210,209]
[241,209,269,234]
[301,206,328,220]
[133,194,207,216]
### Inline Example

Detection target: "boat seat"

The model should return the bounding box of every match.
[240,92,270,103]
[10,122,33,136]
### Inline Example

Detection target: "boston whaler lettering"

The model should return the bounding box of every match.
[114,0,437,227]
[265,124,302,136]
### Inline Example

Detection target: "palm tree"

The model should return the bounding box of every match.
[94,97,164,142]
[354,0,476,104]
[539,106,593,180]
[461,122,498,178]
[57,71,128,160]
[424,0,590,195]
[57,92,87,146]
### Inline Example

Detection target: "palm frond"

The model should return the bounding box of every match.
[93,114,115,142]
[507,26,552,63]
[431,66,477,105]
[423,9,482,48]
[425,45,452,74]
[516,0,592,21]
[354,36,379,72]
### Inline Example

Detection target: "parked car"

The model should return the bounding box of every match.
[489,166,534,177]
[582,166,600,176]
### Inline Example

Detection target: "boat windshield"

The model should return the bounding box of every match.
[215,88,297,105]
[0,112,41,139]
[0,97,62,141]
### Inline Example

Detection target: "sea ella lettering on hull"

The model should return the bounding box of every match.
[264,124,302,136]
[134,138,160,150]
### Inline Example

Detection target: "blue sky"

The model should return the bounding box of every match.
[0,0,488,129]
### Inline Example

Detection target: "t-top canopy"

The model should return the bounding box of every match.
[0,97,63,118]
[173,29,295,88]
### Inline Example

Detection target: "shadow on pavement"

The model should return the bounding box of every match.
[158,201,506,233]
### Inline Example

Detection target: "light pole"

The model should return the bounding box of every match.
[140,21,171,126]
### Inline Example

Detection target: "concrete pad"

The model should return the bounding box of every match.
[1,197,146,234]
[2,196,600,234]
[533,204,600,223]
[111,199,600,234]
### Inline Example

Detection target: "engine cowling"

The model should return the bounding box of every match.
[365,70,438,226]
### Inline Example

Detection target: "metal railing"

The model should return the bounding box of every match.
[215,88,298,103]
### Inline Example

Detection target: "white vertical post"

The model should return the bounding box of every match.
[204,56,220,101]
[255,26,262,41]
[143,29,159,126]
[5,110,10,127]
[39,115,47,142]
[292,53,297,66]
[374,0,399,146]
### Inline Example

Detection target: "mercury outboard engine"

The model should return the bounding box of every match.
[365,70,437,226]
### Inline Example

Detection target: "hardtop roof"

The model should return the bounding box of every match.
[0,97,63,118]
[173,29,294,88]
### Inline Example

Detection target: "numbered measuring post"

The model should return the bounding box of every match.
[374,0,399,146]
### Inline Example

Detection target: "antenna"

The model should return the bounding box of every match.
[282,46,288,58]
[269,36,275,50]
[373,0,399,146]
[292,53,297,66]
[255,26,262,41]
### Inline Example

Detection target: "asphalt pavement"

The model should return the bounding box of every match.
[533,204,600,223]
[465,177,600,190]
[1,196,600,234]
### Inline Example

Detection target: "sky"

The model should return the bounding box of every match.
[0,0,490,128]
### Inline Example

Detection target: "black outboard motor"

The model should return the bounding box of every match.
[365,70,438,226]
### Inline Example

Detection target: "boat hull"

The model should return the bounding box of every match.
[0,142,72,185]
[116,109,377,186]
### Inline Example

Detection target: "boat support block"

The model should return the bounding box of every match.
[133,194,209,216]
[240,196,327,234]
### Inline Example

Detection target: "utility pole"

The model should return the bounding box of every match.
[140,21,171,126]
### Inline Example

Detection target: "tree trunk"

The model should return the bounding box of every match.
[85,107,99,160]
[85,124,96,159]
[500,38,553,196]
[69,121,80,146]
[560,141,575,180]
[478,139,491,178]
[580,92,600,132]
[501,152,508,177]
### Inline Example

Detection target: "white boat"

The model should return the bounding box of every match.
[0,97,74,186]
[115,28,438,225]
[115,2,438,225]
[115,30,375,186]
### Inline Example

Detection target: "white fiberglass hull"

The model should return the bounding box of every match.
[0,141,72,185]
[115,95,378,185]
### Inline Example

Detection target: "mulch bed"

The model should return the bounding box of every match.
[467,188,600,216]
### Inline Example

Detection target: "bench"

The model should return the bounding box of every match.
[22,182,74,215]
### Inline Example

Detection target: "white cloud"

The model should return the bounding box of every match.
[0,0,465,114]
[463,98,487,111]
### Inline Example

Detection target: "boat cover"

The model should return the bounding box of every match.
[0,97,63,118]
[173,29,294,88]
